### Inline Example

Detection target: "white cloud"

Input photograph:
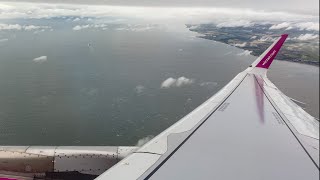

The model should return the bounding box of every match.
[0,23,22,30]
[94,24,107,28]
[72,25,81,30]
[0,38,8,42]
[115,27,126,31]
[237,50,252,56]
[200,82,218,87]
[24,25,38,30]
[73,23,152,32]
[176,77,194,87]
[269,22,291,29]
[130,25,155,32]
[258,36,277,42]
[25,25,49,30]
[34,29,46,34]
[0,23,50,31]
[73,17,80,22]
[112,24,157,32]
[161,76,194,88]
[294,34,319,41]
[294,22,319,31]
[0,2,318,25]
[134,85,145,94]
[33,56,47,63]
[72,24,110,31]
[161,77,177,88]
[136,135,154,146]
[268,22,319,31]
[217,20,253,28]
[285,26,293,30]
[188,25,199,30]
[233,42,247,47]
[0,2,318,37]
[72,24,90,30]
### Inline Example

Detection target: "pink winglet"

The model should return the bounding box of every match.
[256,34,288,69]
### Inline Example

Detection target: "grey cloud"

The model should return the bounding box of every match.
[6,0,319,15]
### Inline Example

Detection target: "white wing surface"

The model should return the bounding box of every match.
[96,34,319,180]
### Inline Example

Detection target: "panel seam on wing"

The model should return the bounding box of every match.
[133,152,162,155]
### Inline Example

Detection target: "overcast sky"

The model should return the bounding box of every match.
[5,0,320,15]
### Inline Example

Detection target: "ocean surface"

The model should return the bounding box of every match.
[0,19,318,146]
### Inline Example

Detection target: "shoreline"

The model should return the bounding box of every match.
[196,35,319,67]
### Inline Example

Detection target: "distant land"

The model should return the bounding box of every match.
[187,23,319,66]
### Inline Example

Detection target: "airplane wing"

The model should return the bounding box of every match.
[96,34,319,180]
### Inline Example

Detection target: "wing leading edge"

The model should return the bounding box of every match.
[96,34,319,180]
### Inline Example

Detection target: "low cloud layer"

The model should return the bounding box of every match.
[268,22,319,31]
[237,50,252,56]
[0,23,50,31]
[294,34,319,41]
[217,20,253,28]
[73,24,90,30]
[258,36,277,42]
[0,2,318,37]
[269,22,291,30]
[33,56,47,63]
[2,0,320,15]
[0,2,318,26]
[73,24,109,31]
[72,23,156,32]
[73,17,80,22]
[294,22,319,31]
[161,76,194,88]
